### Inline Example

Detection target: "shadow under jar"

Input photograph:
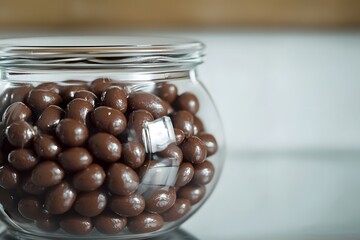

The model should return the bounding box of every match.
[0,36,225,239]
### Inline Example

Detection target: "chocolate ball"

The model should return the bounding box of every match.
[94,211,127,234]
[45,181,77,214]
[36,105,65,134]
[8,149,38,171]
[192,160,215,185]
[61,83,89,101]
[128,92,168,118]
[88,132,121,163]
[109,193,145,217]
[36,82,61,94]
[33,134,62,159]
[5,120,35,148]
[36,217,60,232]
[107,163,139,196]
[101,86,127,113]
[91,107,127,136]
[161,198,191,222]
[175,162,195,188]
[9,85,33,103]
[2,102,32,126]
[174,92,199,114]
[58,147,93,171]
[31,161,64,187]
[74,190,107,217]
[156,83,178,103]
[171,111,194,137]
[18,196,49,221]
[122,142,145,169]
[0,165,20,190]
[21,175,45,195]
[73,164,105,191]
[145,187,177,214]
[60,213,93,235]
[56,119,89,147]
[177,183,206,205]
[27,89,63,112]
[90,78,112,96]
[127,213,164,233]
[198,133,218,157]
[74,90,98,107]
[157,144,183,164]
[127,110,154,141]
[66,98,94,125]
[181,136,207,165]
[193,115,204,135]
[174,128,185,145]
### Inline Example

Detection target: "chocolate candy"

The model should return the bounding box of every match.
[5,120,35,147]
[198,133,218,157]
[161,198,191,222]
[88,133,122,163]
[60,214,93,235]
[175,162,194,188]
[61,83,88,101]
[2,102,32,126]
[0,165,20,189]
[36,217,60,232]
[109,193,145,217]
[192,160,215,185]
[18,196,49,220]
[181,136,207,165]
[90,78,112,96]
[74,90,98,107]
[33,134,61,159]
[145,187,177,214]
[36,105,65,134]
[177,183,206,205]
[45,181,77,214]
[171,111,194,137]
[73,164,105,191]
[58,147,93,171]
[94,211,127,234]
[91,107,127,136]
[9,85,33,103]
[74,190,107,217]
[193,115,204,135]
[174,128,185,145]
[127,109,154,141]
[8,149,38,171]
[31,161,64,187]
[107,163,139,195]
[36,82,61,94]
[157,144,183,164]
[101,86,128,113]
[156,83,178,103]
[122,142,145,169]
[21,175,45,195]
[174,92,199,114]
[66,98,94,125]
[127,213,164,233]
[27,89,62,112]
[56,119,89,147]
[128,92,168,118]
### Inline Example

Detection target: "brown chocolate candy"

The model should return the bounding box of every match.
[192,160,215,185]
[74,90,98,107]
[171,111,194,137]
[122,141,145,169]
[109,193,145,217]
[145,187,177,214]
[157,144,183,164]
[18,196,49,220]
[56,119,89,147]
[2,102,32,126]
[31,161,64,187]
[193,115,204,135]
[61,83,89,101]
[174,92,199,114]
[21,175,46,195]
[66,98,94,125]
[127,212,164,233]
[9,85,33,103]
[36,217,60,232]
[45,181,77,214]
[74,190,107,217]
[94,211,127,234]
[127,109,154,141]
[0,165,20,190]
[33,134,62,159]
[175,162,195,188]
[88,132,122,163]
[174,128,185,145]
[58,147,93,171]
[107,163,139,196]
[101,86,127,113]
[5,121,35,147]
[177,183,206,205]
[156,83,178,103]
[161,198,191,222]
[73,164,105,191]
[8,149,38,171]
[90,78,112,96]
[181,136,207,165]
[36,105,65,134]
[27,89,62,112]
[128,92,168,118]
[198,133,218,157]
[60,213,93,235]
[91,107,127,136]
[36,82,61,94]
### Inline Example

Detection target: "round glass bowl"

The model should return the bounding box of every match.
[0,36,225,239]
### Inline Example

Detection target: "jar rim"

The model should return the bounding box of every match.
[0,36,205,69]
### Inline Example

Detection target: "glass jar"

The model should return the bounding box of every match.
[0,36,225,239]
